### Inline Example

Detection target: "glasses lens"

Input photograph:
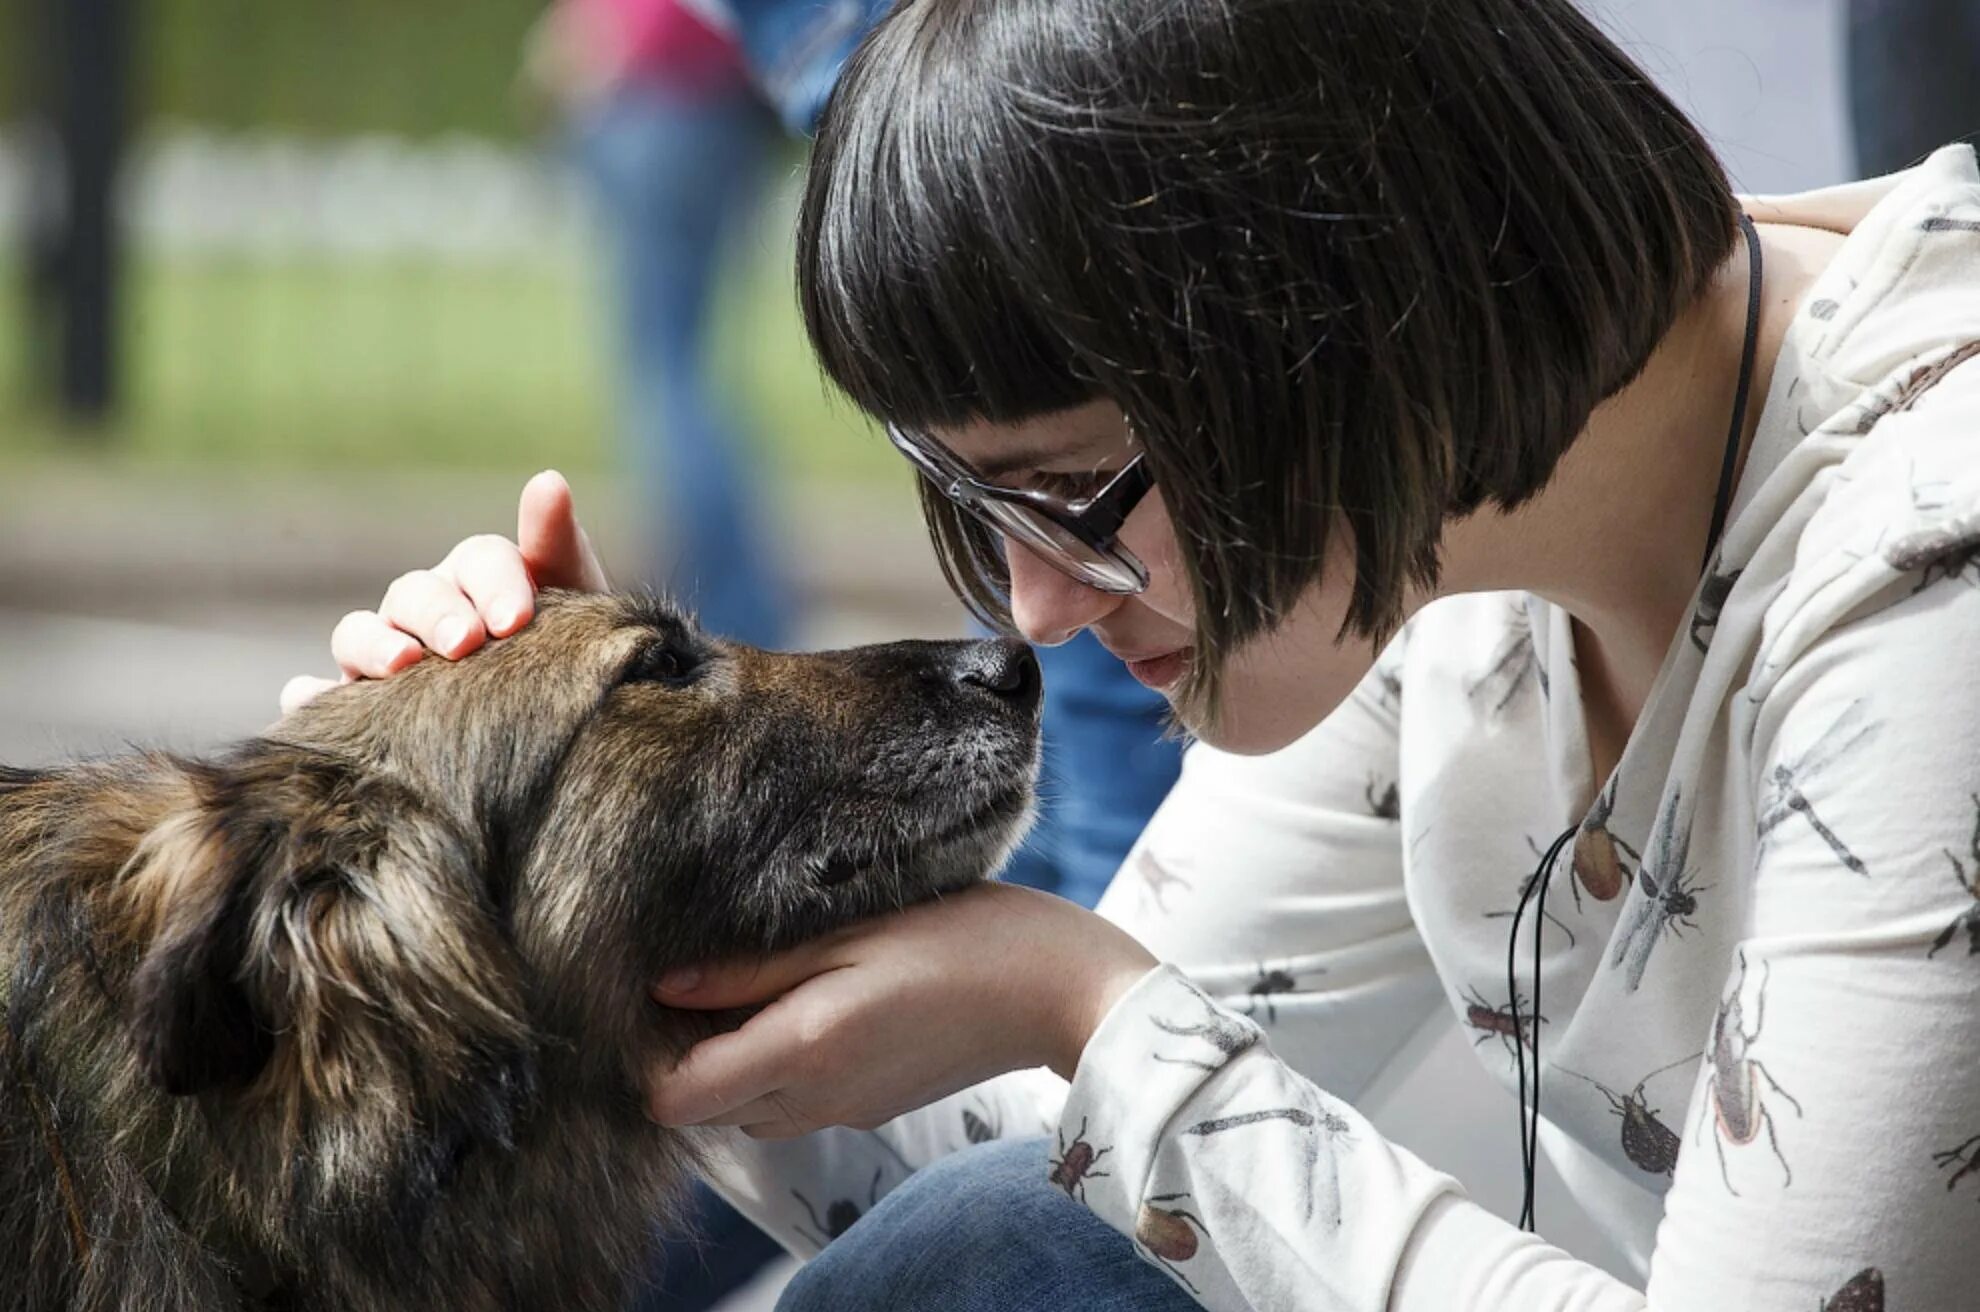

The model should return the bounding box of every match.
[971,498,1147,593]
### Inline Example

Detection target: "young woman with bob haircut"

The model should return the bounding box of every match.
[302,1,1980,1306]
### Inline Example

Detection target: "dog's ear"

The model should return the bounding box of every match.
[126,745,530,1107]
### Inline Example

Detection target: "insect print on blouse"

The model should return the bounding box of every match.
[1135,1192,1212,1294]
[1183,1103,1354,1226]
[1484,835,1581,948]
[1571,772,1637,908]
[1922,215,1980,235]
[1886,500,1980,593]
[961,1097,1002,1145]
[1929,793,1980,959]
[1241,960,1327,1025]
[1697,949,1803,1195]
[1820,1267,1885,1312]
[1610,786,1710,992]
[1690,558,1743,654]
[1462,985,1544,1062]
[1934,1133,1980,1196]
[1049,1117,1112,1203]
[1128,845,1194,916]
[1465,603,1545,716]
[1756,699,1876,878]
[1841,338,1980,435]
[1150,982,1260,1071]
[1554,1055,1696,1179]
[1365,775,1400,822]
[792,1166,884,1248]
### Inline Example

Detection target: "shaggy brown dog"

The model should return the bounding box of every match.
[0,591,1040,1311]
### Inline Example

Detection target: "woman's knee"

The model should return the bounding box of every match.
[776,1138,1193,1312]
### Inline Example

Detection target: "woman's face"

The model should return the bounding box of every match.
[935,399,1391,755]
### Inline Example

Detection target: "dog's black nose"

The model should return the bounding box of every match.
[954,639,1042,708]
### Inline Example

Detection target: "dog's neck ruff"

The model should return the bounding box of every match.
[1,1023,91,1270]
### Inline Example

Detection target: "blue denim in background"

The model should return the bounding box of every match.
[775,1138,1200,1312]
[572,82,791,648]
[1848,0,1980,176]
[999,632,1185,910]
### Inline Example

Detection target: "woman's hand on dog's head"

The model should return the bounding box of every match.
[282,471,611,712]
[644,882,1159,1138]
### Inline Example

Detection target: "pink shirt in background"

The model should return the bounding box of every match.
[573,0,750,98]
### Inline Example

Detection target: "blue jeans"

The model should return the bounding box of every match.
[997,633,1185,910]
[573,83,790,648]
[776,1138,1200,1311]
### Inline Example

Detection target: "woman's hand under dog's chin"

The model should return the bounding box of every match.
[644,883,1158,1138]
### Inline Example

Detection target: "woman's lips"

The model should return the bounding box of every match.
[1121,648,1190,691]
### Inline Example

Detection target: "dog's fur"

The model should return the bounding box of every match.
[0,591,1039,1311]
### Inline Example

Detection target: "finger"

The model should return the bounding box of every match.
[279,675,339,714]
[646,1021,801,1127]
[435,534,536,637]
[518,470,609,592]
[331,610,424,680]
[652,938,846,1010]
[378,569,488,660]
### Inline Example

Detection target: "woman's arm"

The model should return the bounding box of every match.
[673,646,1442,1258]
[1054,567,1980,1311]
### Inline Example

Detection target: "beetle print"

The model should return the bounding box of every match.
[1135,1191,1210,1294]
[1611,786,1709,992]
[1929,794,1980,959]
[1572,772,1636,906]
[1820,1267,1884,1312]
[1690,561,1743,653]
[1241,959,1326,1025]
[1555,1056,1695,1178]
[1484,835,1581,948]
[1151,984,1260,1071]
[1049,1117,1112,1203]
[1842,338,1980,435]
[1462,985,1544,1061]
[961,1100,1002,1145]
[1128,845,1194,916]
[1756,700,1876,877]
[792,1166,884,1248]
[1466,605,1544,715]
[1933,1132,1980,1196]
[1697,949,1803,1194]
[1184,1104,1353,1225]
[1365,775,1400,822]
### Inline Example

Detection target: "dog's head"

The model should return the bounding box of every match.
[119,592,1039,1155]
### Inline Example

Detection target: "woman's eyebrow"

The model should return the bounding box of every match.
[972,435,1123,479]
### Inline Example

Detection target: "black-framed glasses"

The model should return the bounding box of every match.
[886,423,1155,594]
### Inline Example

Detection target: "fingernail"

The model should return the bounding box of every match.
[490,599,525,634]
[658,967,701,994]
[436,617,470,655]
[389,638,422,668]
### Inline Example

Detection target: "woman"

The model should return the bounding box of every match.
[291,1,1980,1307]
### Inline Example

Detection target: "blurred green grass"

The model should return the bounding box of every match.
[0,237,897,485]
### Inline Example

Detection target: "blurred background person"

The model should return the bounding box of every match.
[1847,0,1980,175]
[526,0,790,646]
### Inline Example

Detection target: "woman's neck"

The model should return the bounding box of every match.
[1439,221,1845,759]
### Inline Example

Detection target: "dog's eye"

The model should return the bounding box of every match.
[622,641,700,688]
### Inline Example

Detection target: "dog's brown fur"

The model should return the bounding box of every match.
[0,592,1039,1311]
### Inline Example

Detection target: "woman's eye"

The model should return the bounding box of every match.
[624,643,699,687]
[1014,469,1110,499]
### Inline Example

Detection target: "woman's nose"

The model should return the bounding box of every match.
[1006,541,1119,646]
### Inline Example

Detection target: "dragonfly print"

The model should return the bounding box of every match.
[1756,700,1877,878]
[1610,786,1709,992]
[1465,602,1547,716]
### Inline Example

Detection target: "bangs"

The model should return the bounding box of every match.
[795,3,1098,434]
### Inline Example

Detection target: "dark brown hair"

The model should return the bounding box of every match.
[796,0,1738,716]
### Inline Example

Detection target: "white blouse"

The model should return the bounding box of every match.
[709,145,1980,1312]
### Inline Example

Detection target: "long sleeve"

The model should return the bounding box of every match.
[1057,569,1980,1311]
[703,641,1441,1260]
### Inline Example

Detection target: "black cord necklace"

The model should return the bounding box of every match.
[1507,210,1763,1233]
